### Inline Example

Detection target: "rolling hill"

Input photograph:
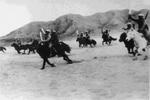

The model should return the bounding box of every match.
[0,9,150,46]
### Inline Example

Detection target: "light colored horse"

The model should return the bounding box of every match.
[126,29,149,60]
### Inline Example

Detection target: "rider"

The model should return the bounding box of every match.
[40,28,72,63]
[123,22,134,33]
[106,29,110,36]
[85,31,90,40]
[16,39,21,46]
[40,28,51,47]
[49,30,59,51]
[128,12,149,40]
[40,28,59,49]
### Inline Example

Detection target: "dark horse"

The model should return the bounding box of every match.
[119,32,135,55]
[76,37,97,47]
[76,37,87,47]
[102,34,117,45]
[0,46,6,53]
[86,39,97,47]
[34,40,72,70]
[11,43,36,54]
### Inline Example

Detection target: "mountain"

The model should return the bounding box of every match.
[0,9,150,46]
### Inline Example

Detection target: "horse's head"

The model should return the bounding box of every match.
[119,32,127,42]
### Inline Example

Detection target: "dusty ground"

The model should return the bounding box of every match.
[0,35,149,100]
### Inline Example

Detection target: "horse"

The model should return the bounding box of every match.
[76,37,97,47]
[0,46,6,53]
[102,34,117,45]
[76,37,87,47]
[86,39,97,47]
[119,32,135,55]
[126,29,149,60]
[11,43,36,54]
[35,40,73,70]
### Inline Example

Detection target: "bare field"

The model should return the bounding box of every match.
[0,36,149,100]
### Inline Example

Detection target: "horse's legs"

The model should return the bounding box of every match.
[33,49,36,53]
[131,47,136,56]
[102,41,104,45]
[45,59,55,67]
[41,58,46,70]
[143,47,149,60]
[28,50,30,55]
[127,48,131,54]
[23,50,26,54]
[17,50,20,54]
[62,54,72,64]
[79,43,81,47]
[108,41,111,45]
[133,49,138,60]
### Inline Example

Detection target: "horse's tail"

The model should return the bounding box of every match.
[110,36,117,41]
[59,42,71,53]
[91,39,97,45]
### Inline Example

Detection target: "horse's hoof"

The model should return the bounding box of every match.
[67,60,73,64]
[133,58,138,61]
[51,64,56,67]
[143,56,148,60]
[40,67,45,70]
[137,53,142,56]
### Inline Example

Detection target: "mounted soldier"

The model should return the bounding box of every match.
[128,11,149,41]
[39,28,72,65]
[16,39,22,47]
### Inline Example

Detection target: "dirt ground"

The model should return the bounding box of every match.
[0,35,149,100]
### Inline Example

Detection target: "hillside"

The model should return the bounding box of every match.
[0,9,150,45]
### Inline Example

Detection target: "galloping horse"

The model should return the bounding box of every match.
[76,37,87,47]
[76,37,97,47]
[11,43,36,54]
[102,34,117,45]
[119,32,135,55]
[126,29,149,60]
[35,40,72,70]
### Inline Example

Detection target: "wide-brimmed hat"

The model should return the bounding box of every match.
[138,13,144,17]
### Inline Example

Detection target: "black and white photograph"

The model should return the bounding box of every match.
[0,0,149,100]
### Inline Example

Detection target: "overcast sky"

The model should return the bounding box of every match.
[0,0,150,36]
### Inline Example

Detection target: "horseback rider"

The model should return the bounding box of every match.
[85,31,90,40]
[16,39,21,46]
[128,12,149,41]
[123,22,134,33]
[40,28,72,63]
[40,28,59,50]
[80,32,83,38]
[105,29,110,37]
[40,28,51,47]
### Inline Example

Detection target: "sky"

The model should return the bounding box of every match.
[0,0,150,36]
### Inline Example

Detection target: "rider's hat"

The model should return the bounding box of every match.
[127,22,132,25]
[51,29,56,33]
[138,13,144,17]
[126,22,132,29]
[45,29,51,32]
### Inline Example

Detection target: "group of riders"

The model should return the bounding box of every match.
[76,30,90,40]
[15,12,149,54]
[12,12,149,69]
